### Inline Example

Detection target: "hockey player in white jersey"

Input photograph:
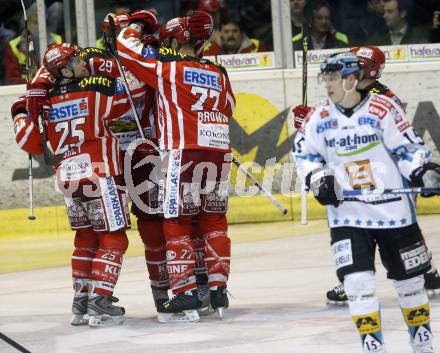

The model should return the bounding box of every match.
[294,52,440,353]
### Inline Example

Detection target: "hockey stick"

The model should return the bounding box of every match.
[0,332,32,353]
[300,29,309,225]
[20,0,36,220]
[232,157,288,215]
[343,187,440,198]
[21,0,61,167]
[106,14,145,140]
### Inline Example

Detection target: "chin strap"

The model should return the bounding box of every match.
[339,78,358,106]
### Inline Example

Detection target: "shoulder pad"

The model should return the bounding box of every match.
[51,75,116,96]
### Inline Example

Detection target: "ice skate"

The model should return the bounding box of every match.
[424,270,440,297]
[152,289,169,311]
[157,289,201,323]
[209,286,229,319]
[71,278,89,326]
[71,293,89,325]
[411,341,434,353]
[87,294,125,327]
[197,284,211,315]
[326,283,348,305]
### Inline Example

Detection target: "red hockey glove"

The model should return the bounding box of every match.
[129,10,159,34]
[292,105,311,129]
[26,84,50,124]
[188,11,214,40]
[142,34,158,47]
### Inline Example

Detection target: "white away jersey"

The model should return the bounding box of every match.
[294,94,432,229]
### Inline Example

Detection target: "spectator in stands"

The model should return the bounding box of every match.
[3,4,62,85]
[203,13,268,55]
[340,0,388,45]
[370,0,429,45]
[292,0,349,51]
[238,0,273,50]
[0,23,15,84]
[430,10,440,42]
[291,0,307,37]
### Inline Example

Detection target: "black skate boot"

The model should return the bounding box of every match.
[87,294,125,327]
[157,289,201,323]
[152,289,169,310]
[210,286,229,318]
[326,283,348,305]
[195,274,210,315]
[424,269,440,297]
[71,278,90,326]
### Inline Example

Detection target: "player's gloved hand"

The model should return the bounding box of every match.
[187,11,214,40]
[129,10,158,34]
[291,105,311,129]
[305,166,342,207]
[26,84,50,124]
[141,34,158,47]
[410,162,440,197]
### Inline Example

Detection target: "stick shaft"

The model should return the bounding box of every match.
[232,157,288,215]
[343,187,440,197]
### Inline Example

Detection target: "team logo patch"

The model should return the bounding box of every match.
[49,98,89,122]
[316,118,337,133]
[166,250,176,261]
[402,304,430,327]
[115,80,126,94]
[183,67,221,91]
[368,103,387,120]
[353,312,381,335]
[332,239,353,270]
[141,45,157,58]
[400,242,430,274]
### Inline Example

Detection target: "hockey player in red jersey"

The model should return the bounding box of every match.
[117,11,234,323]
[26,43,133,327]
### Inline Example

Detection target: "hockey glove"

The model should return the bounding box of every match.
[129,10,159,34]
[410,162,440,197]
[305,166,342,207]
[26,84,50,125]
[187,11,214,40]
[291,105,311,129]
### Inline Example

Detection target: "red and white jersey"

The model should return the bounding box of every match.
[117,27,235,151]
[32,47,120,88]
[11,95,42,155]
[47,75,131,182]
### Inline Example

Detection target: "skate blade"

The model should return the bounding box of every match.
[198,305,214,316]
[157,310,200,323]
[88,314,125,327]
[427,288,440,297]
[71,314,89,326]
[216,307,223,319]
[326,299,348,306]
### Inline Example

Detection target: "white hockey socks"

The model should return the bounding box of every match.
[344,271,386,353]
[394,275,434,353]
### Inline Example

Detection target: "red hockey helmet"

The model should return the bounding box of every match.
[159,17,191,47]
[198,0,220,13]
[350,45,385,79]
[43,43,80,77]
[102,12,129,34]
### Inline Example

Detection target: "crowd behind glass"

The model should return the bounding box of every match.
[1,0,439,85]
